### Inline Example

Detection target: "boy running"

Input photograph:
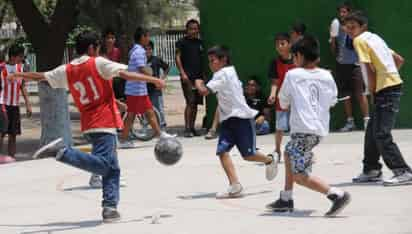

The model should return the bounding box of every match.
[266,35,351,217]
[197,45,278,198]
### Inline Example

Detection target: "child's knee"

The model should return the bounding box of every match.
[294,173,308,185]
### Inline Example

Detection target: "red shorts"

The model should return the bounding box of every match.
[126,95,153,114]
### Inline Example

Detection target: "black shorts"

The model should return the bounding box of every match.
[0,105,8,134]
[4,105,21,135]
[335,63,365,99]
[181,79,203,106]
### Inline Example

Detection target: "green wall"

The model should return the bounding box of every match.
[200,0,412,129]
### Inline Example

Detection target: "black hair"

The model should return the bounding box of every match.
[75,30,100,55]
[337,1,353,11]
[207,45,232,66]
[148,40,154,49]
[274,32,290,42]
[291,34,320,62]
[134,26,149,43]
[8,43,24,58]
[344,10,368,26]
[185,19,200,29]
[103,27,116,38]
[291,22,306,35]
[245,76,262,97]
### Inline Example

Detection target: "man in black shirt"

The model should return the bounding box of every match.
[176,19,204,137]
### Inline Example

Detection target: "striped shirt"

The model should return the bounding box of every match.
[125,44,148,96]
[0,64,24,106]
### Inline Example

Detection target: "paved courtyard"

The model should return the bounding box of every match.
[1,130,412,234]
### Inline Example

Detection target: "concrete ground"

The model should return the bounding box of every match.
[1,130,412,234]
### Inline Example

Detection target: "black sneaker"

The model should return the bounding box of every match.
[325,192,351,217]
[32,138,66,159]
[102,207,121,223]
[184,129,194,138]
[266,198,294,212]
[191,128,202,137]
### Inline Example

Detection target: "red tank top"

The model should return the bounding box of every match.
[275,58,296,111]
[66,58,123,132]
[0,63,23,106]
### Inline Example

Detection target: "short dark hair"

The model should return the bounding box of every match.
[75,30,100,55]
[148,40,154,49]
[186,19,200,29]
[103,27,116,38]
[291,34,320,62]
[134,26,149,43]
[274,32,290,42]
[8,43,24,58]
[344,10,368,26]
[291,22,307,35]
[207,45,232,66]
[337,1,353,11]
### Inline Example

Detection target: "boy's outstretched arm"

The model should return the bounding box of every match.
[9,72,46,82]
[21,81,32,118]
[118,70,165,90]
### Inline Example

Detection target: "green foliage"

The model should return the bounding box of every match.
[66,24,95,46]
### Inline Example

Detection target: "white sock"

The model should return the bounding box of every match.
[347,117,354,122]
[364,117,370,121]
[280,190,293,201]
[327,187,344,198]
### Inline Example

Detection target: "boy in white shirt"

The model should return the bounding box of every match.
[197,45,278,199]
[266,35,351,217]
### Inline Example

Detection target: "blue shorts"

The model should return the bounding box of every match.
[216,117,256,157]
[276,111,289,131]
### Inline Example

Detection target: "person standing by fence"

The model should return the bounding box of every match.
[175,19,204,137]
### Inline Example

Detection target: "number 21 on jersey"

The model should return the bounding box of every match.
[73,77,100,105]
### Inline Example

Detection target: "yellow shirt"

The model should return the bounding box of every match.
[353,32,402,92]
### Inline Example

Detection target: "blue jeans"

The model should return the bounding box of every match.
[363,86,411,174]
[59,133,120,208]
[256,120,270,135]
[149,93,166,128]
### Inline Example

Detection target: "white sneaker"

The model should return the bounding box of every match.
[269,150,281,163]
[363,117,370,130]
[89,174,102,188]
[352,170,382,183]
[160,131,177,139]
[266,155,279,181]
[383,171,412,186]
[32,138,66,159]
[120,176,127,187]
[216,183,243,199]
[118,141,137,149]
[339,121,355,132]
[89,174,127,188]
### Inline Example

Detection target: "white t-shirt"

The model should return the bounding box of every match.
[279,68,337,137]
[330,18,340,38]
[44,55,127,89]
[206,66,257,122]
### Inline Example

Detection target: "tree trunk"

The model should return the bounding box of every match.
[11,0,78,146]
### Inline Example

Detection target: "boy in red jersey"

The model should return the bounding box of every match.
[9,31,165,223]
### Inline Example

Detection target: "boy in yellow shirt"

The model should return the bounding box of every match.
[345,11,412,186]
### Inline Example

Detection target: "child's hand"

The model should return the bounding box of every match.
[267,94,276,105]
[155,79,166,90]
[117,101,127,113]
[26,105,32,118]
[7,73,20,81]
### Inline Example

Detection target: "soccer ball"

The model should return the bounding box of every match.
[154,137,183,166]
